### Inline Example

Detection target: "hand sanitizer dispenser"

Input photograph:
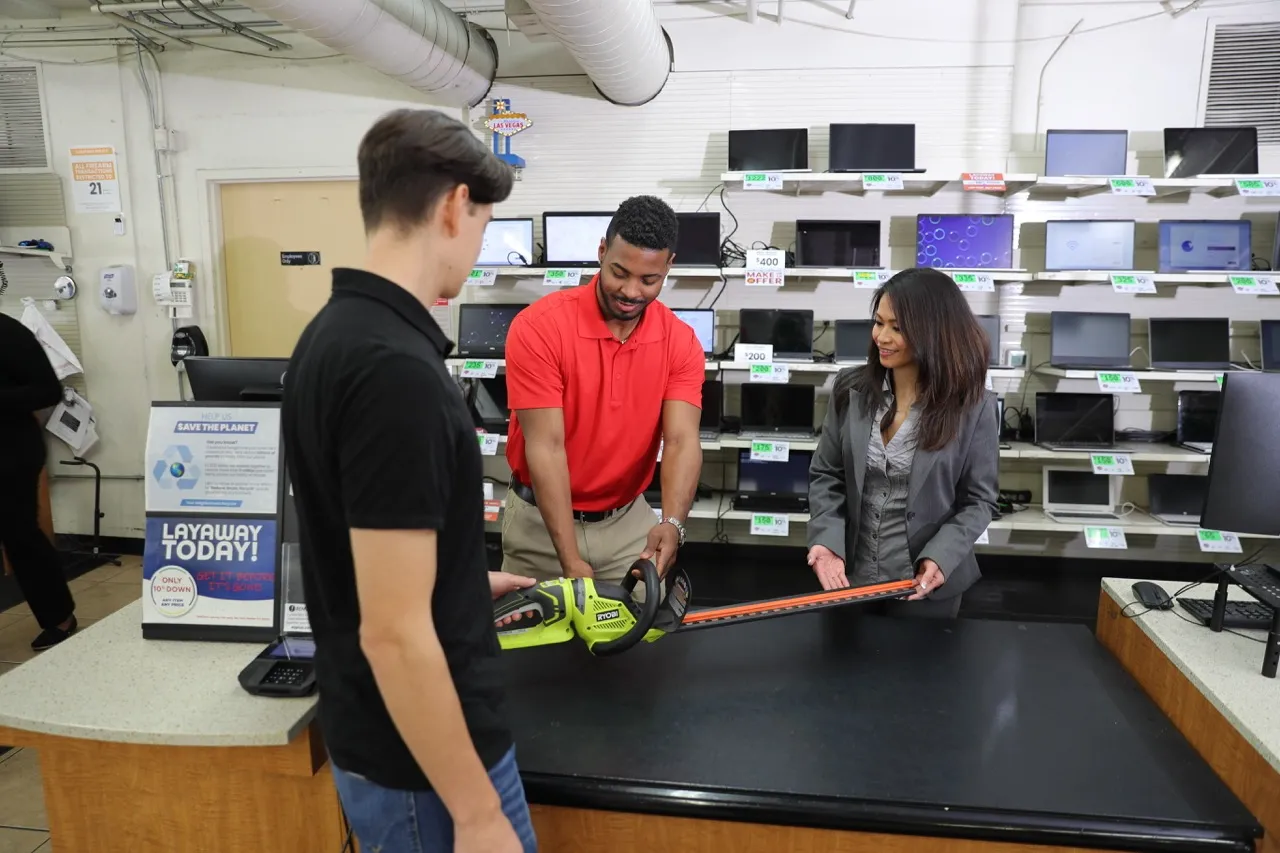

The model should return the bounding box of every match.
[99,265,137,315]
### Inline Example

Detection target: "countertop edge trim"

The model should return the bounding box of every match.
[0,708,317,749]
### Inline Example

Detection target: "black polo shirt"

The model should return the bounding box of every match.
[282,268,511,791]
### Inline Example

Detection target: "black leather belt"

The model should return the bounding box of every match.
[509,477,631,523]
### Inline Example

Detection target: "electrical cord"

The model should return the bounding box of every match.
[0,261,8,296]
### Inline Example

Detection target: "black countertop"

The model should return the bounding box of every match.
[501,610,1261,853]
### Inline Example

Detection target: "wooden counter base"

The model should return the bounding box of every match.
[0,721,348,853]
[531,805,1118,853]
[1096,590,1279,853]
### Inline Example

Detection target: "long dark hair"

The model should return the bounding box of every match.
[833,267,989,451]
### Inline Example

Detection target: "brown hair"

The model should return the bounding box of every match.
[357,108,514,233]
[833,267,989,451]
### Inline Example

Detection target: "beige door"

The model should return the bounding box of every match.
[220,180,364,357]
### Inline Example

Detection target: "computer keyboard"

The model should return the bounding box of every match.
[1178,597,1276,630]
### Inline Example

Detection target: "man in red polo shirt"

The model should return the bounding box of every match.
[502,196,704,588]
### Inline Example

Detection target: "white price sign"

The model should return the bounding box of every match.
[543,268,582,287]
[749,440,790,462]
[1234,178,1280,197]
[1090,453,1134,476]
[742,172,783,190]
[750,513,790,537]
[975,526,990,545]
[1097,371,1141,394]
[1109,273,1156,294]
[852,269,893,289]
[476,432,500,456]
[467,268,497,287]
[1196,529,1243,554]
[862,173,904,191]
[460,359,499,379]
[748,363,789,383]
[745,249,786,287]
[1229,274,1279,295]
[1084,526,1128,549]
[951,272,995,292]
[734,343,773,365]
[1108,177,1155,196]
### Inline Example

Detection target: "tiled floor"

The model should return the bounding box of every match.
[0,556,143,853]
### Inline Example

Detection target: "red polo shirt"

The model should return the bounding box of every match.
[504,279,705,512]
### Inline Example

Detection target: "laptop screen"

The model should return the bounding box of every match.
[828,123,916,172]
[739,309,814,359]
[740,384,814,431]
[701,379,722,430]
[727,128,808,172]
[1163,127,1259,178]
[544,213,613,265]
[1046,469,1111,508]
[835,319,873,361]
[1262,320,1280,371]
[1148,318,1230,370]
[1148,474,1207,517]
[795,220,881,267]
[457,304,525,356]
[473,378,509,423]
[737,450,812,497]
[916,214,1015,269]
[1050,312,1131,368]
[673,309,715,354]
[1044,129,1128,177]
[1158,220,1251,273]
[675,212,721,266]
[1035,393,1114,445]
[1178,390,1221,444]
[477,218,534,266]
[975,314,1000,367]
[1044,220,1135,271]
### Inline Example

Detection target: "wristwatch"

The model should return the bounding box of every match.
[659,516,686,548]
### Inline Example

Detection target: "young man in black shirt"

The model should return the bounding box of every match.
[282,109,536,853]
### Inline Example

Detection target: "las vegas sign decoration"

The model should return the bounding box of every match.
[485,99,533,168]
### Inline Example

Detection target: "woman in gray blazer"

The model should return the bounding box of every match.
[807,268,999,618]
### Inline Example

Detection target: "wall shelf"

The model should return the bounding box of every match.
[718,172,1037,197]
[475,266,723,279]
[1035,366,1225,383]
[1003,441,1211,464]
[1030,271,1232,286]
[0,245,72,271]
[1026,176,1237,200]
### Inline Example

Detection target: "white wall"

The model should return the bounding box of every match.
[6,0,1278,549]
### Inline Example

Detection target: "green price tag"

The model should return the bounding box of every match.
[756,514,774,525]
[468,269,484,279]
[1093,455,1114,466]
[750,364,771,375]
[545,269,566,279]
[854,271,877,282]
[751,441,772,453]
[744,173,766,183]
[1111,275,1135,285]
[464,359,484,370]
[1237,179,1265,190]
[1098,372,1121,383]
[1199,530,1223,542]
[1111,178,1135,188]
[1216,374,1224,387]
[953,273,976,284]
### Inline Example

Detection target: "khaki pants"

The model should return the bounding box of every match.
[501,490,658,592]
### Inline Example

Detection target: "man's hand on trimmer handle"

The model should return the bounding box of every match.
[639,522,679,577]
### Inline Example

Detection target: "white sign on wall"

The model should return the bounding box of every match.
[68,145,122,213]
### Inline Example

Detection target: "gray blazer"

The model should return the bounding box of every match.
[808,375,1000,600]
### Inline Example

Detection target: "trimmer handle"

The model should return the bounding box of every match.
[591,558,661,657]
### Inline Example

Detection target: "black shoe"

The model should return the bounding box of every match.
[31,616,77,652]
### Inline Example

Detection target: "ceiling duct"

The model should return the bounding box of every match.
[236,0,497,107]
[507,0,671,106]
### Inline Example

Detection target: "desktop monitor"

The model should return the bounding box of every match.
[1157,220,1251,273]
[675,212,721,267]
[673,309,715,355]
[1044,220,1136,271]
[1200,372,1280,536]
[1163,127,1259,178]
[738,308,814,361]
[543,212,613,266]
[1044,129,1128,177]
[916,214,1015,269]
[477,218,534,266]
[1049,311,1132,369]
[727,128,809,172]
[828,123,917,172]
[184,357,289,402]
[1147,318,1231,371]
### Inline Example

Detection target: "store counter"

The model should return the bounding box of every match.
[502,607,1261,853]
[0,601,344,852]
[1097,578,1280,853]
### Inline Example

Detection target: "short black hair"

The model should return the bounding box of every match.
[605,195,678,252]
[357,108,514,233]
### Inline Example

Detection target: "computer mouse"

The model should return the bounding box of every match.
[1131,581,1174,610]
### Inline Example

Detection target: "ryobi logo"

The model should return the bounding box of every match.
[595,608,621,623]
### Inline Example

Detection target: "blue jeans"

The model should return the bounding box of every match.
[331,747,537,852]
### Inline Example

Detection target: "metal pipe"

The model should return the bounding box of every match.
[845,0,855,19]
[98,11,182,48]
[745,0,758,23]
[93,0,237,12]
[174,0,288,48]
[1033,18,1082,140]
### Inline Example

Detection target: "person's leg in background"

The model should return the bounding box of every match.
[332,747,537,853]
[0,461,77,649]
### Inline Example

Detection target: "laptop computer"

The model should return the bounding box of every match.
[1043,468,1121,522]
[543,212,614,267]
[673,308,715,357]
[477,218,534,266]
[916,214,1016,270]
[727,128,809,172]
[1044,220,1136,271]
[1043,129,1128,177]
[739,384,815,441]
[739,308,815,363]
[828,123,924,173]
[1035,392,1115,451]
[1148,473,1208,527]
[1157,220,1251,273]
[795,220,881,267]
[1262,319,1280,372]
[1176,389,1220,454]
[1049,311,1131,369]
[1163,127,1259,178]
[975,314,1001,367]
[834,319,873,364]
[1148,318,1231,371]
[675,212,721,267]
[467,377,510,435]
[700,379,723,441]
[733,449,812,514]
[456,303,526,358]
